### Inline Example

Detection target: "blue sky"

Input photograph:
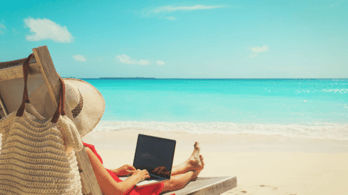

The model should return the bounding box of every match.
[0,0,347,78]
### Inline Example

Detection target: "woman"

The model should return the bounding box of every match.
[84,141,205,195]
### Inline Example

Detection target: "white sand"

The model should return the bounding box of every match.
[83,131,348,195]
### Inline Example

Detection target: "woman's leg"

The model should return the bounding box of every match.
[161,171,196,192]
[161,142,205,193]
[171,142,203,176]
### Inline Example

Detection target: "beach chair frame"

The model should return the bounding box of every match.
[0,45,237,195]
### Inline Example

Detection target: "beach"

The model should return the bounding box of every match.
[83,130,348,195]
[1,78,345,194]
[2,1,348,194]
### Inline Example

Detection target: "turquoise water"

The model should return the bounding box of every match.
[84,79,348,139]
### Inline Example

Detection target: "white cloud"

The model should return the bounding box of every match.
[157,60,165,65]
[166,16,177,21]
[154,5,226,13]
[73,55,87,62]
[250,54,257,58]
[137,59,151,65]
[116,54,150,65]
[330,1,342,7]
[251,45,268,53]
[143,5,227,17]
[24,17,73,43]
[0,23,5,34]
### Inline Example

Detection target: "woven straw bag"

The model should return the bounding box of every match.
[0,54,83,195]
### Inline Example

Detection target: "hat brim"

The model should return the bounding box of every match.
[29,78,105,137]
[64,78,105,137]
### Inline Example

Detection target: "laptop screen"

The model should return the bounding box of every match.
[133,134,176,179]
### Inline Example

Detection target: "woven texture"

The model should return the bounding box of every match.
[0,104,83,195]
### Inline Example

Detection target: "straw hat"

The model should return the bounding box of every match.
[30,78,105,137]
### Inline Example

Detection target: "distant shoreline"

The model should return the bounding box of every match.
[71,77,348,80]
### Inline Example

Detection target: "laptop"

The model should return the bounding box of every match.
[119,134,176,186]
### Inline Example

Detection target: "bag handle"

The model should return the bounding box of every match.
[51,77,66,123]
[16,53,66,123]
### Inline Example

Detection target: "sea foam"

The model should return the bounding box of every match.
[94,121,348,140]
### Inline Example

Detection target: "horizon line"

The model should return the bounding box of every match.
[65,77,348,80]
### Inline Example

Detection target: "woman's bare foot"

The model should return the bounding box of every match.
[186,142,204,174]
[191,155,204,180]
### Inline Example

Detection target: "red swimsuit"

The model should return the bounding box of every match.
[83,142,167,195]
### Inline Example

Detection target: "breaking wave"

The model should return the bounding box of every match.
[94,121,348,140]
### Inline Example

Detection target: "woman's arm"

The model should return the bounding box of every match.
[85,147,150,195]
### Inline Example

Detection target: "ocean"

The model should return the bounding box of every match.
[83,79,348,140]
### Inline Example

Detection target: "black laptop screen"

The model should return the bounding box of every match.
[133,134,176,179]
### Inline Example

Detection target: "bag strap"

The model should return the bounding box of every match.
[16,54,34,117]
[16,54,66,123]
[51,77,66,123]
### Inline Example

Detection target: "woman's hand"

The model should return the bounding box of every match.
[112,164,136,176]
[131,169,150,183]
